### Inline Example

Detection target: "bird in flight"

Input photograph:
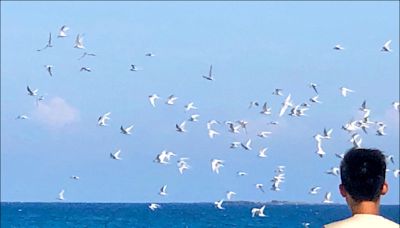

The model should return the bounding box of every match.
[202,65,214,81]
[37,32,53,51]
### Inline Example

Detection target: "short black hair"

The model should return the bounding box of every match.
[340,148,387,202]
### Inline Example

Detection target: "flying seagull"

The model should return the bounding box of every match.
[333,44,344,50]
[16,114,29,120]
[176,121,187,133]
[241,139,252,150]
[110,149,122,160]
[211,159,224,174]
[272,89,283,96]
[57,25,69,38]
[226,191,236,200]
[381,40,392,52]
[203,65,214,81]
[80,67,92,72]
[340,87,355,97]
[148,94,160,107]
[214,199,224,210]
[251,205,266,217]
[309,186,321,195]
[279,94,292,117]
[323,192,333,204]
[44,65,53,77]
[74,34,85,49]
[27,86,38,96]
[78,52,96,60]
[166,95,178,105]
[309,83,319,94]
[149,203,160,211]
[37,32,53,51]
[57,189,65,201]
[120,125,134,135]
[159,185,167,196]
[97,112,111,126]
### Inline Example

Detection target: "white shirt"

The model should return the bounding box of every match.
[324,214,399,228]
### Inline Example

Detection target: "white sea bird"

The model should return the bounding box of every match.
[184,102,198,111]
[255,184,265,193]
[149,203,160,211]
[214,199,224,210]
[177,158,190,174]
[279,94,292,117]
[335,153,345,159]
[211,159,224,174]
[176,121,187,132]
[37,32,53,51]
[272,89,283,96]
[376,124,387,136]
[258,131,272,138]
[309,186,321,195]
[145,52,155,57]
[159,185,167,196]
[130,64,139,71]
[166,95,178,105]
[227,122,241,134]
[98,112,111,126]
[302,222,311,228]
[309,83,319,94]
[310,95,322,104]
[323,192,333,204]
[58,189,65,201]
[120,125,134,135]
[74,34,85,49]
[154,150,176,164]
[80,67,92,72]
[27,86,39,96]
[350,133,363,148]
[385,155,395,165]
[230,142,241,149]
[226,191,236,200]
[340,87,355,97]
[70,176,80,180]
[16,114,29,120]
[110,149,122,160]
[208,129,220,139]
[333,44,344,50]
[189,114,200,122]
[148,94,160,107]
[57,25,69,38]
[271,181,281,191]
[326,167,340,176]
[393,169,400,178]
[237,171,248,176]
[258,148,268,158]
[78,52,96,60]
[392,101,400,111]
[260,102,272,115]
[323,128,333,139]
[241,139,252,150]
[251,205,266,217]
[44,65,53,77]
[381,40,392,52]
[248,101,259,109]
[203,65,214,81]
[316,143,326,158]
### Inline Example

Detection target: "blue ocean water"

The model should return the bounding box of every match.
[1,202,399,228]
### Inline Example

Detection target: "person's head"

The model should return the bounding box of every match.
[339,148,388,204]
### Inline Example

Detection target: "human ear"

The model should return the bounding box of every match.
[381,182,388,195]
[339,184,347,197]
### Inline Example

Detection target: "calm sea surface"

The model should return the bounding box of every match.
[1,202,399,228]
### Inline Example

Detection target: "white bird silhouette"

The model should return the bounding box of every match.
[323,192,333,204]
[251,205,266,217]
[159,185,167,196]
[333,44,344,50]
[309,186,321,195]
[166,95,178,105]
[208,129,220,139]
[214,199,224,210]
[211,159,224,174]
[241,139,252,150]
[80,67,92,72]
[381,40,392,52]
[272,89,283,96]
[260,102,272,115]
[44,65,53,77]
[237,171,248,176]
[130,64,140,71]
[98,112,111,126]
[255,184,265,193]
[230,142,241,149]
[279,94,292,117]
[258,148,268,158]
[149,203,160,211]
[226,191,236,200]
[326,167,340,176]
[203,65,214,81]
[392,101,399,111]
[57,189,65,201]
[70,176,80,180]
[184,102,198,112]
[120,125,134,135]
[310,95,322,104]
[37,32,52,51]
[149,94,160,107]
[74,34,85,49]
[258,131,272,138]
[309,83,319,94]
[58,25,69,38]
[340,87,355,97]
[27,86,39,96]
[145,52,155,57]
[249,101,259,109]
[189,114,200,122]
[110,149,122,160]
[16,114,29,120]
[176,121,187,133]
[78,52,96,60]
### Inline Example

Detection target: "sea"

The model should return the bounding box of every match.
[1,202,399,228]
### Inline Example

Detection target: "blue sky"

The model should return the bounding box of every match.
[1,1,399,204]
